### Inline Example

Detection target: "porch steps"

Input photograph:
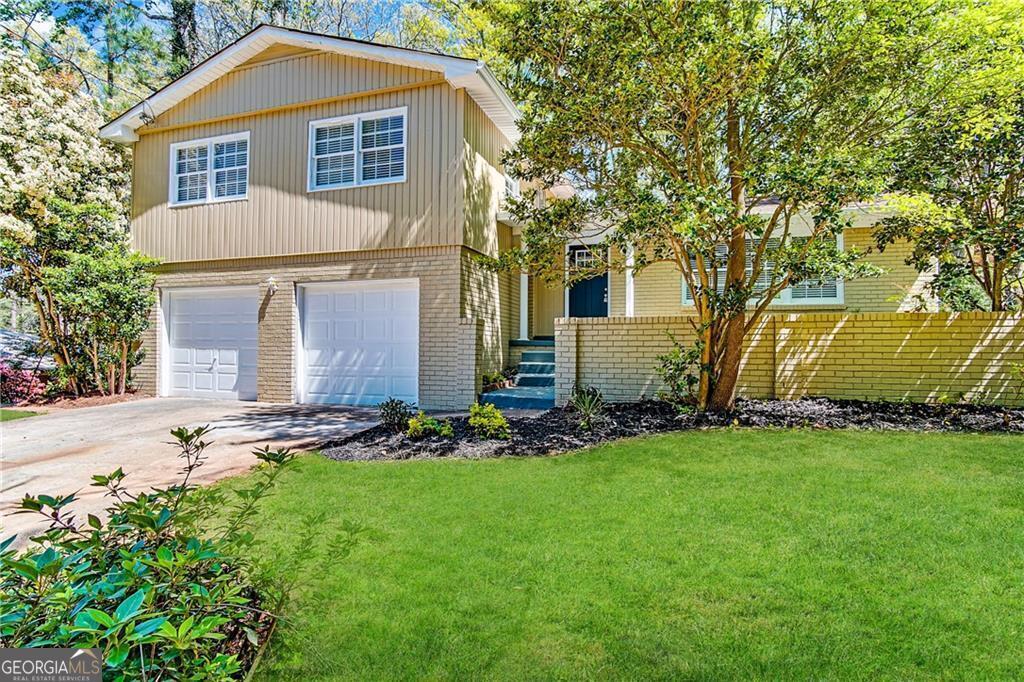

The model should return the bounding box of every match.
[481,346,556,410]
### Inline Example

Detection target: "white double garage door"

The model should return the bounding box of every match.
[163,280,418,405]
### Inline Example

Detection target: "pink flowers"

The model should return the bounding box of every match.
[0,362,45,404]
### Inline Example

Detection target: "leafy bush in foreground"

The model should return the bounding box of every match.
[469,403,510,440]
[0,426,297,680]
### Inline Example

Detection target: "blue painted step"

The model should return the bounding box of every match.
[521,350,555,363]
[481,386,555,410]
[518,362,555,375]
[517,373,554,387]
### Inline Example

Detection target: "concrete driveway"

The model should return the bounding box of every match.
[1,397,375,543]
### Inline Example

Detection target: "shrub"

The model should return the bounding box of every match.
[655,333,702,409]
[0,426,349,681]
[0,362,45,404]
[406,411,454,439]
[482,371,505,386]
[570,384,605,431]
[469,402,511,440]
[378,397,414,432]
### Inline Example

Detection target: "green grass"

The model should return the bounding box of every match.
[0,408,38,422]
[245,429,1024,680]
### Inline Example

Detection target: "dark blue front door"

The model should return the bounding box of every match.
[568,246,608,318]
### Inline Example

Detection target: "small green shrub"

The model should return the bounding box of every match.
[406,411,454,439]
[469,402,511,440]
[378,397,414,432]
[482,371,505,386]
[570,384,605,431]
[0,426,345,681]
[656,332,702,409]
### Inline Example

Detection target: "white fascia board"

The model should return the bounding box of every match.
[100,25,520,143]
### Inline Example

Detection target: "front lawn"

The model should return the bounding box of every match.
[0,408,38,422]
[248,429,1024,680]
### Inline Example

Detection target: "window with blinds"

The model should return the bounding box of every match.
[169,132,249,206]
[681,235,843,306]
[308,107,407,190]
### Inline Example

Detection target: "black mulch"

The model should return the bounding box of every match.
[321,397,1024,462]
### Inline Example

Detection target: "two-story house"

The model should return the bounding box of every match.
[102,25,932,411]
[102,25,525,410]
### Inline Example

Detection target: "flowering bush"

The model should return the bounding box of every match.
[0,362,45,404]
[0,426,361,680]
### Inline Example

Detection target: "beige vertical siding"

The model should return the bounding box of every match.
[147,51,440,129]
[461,92,509,256]
[132,80,465,262]
[460,227,519,375]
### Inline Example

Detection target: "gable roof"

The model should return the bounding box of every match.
[99,24,520,143]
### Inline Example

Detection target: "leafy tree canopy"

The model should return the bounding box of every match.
[877,0,1024,311]
[487,0,1002,409]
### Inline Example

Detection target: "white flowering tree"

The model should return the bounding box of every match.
[0,43,155,395]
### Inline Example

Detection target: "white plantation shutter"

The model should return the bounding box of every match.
[682,238,778,302]
[309,108,407,190]
[213,138,248,199]
[174,144,208,203]
[789,236,840,301]
[170,132,248,206]
[313,122,356,188]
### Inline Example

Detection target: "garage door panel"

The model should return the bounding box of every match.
[333,320,359,341]
[363,319,388,341]
[301,280,418,406]
[165,289,258,401]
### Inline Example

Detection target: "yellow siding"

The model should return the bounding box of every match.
[843,228,934,312]
[602,227,933,316]
[148,51,439,129]
[132,80,465,262]
[557,312,1024,406]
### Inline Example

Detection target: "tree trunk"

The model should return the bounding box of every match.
[708,96,747,412]
[118,342,128,394]
[169,0,198,77]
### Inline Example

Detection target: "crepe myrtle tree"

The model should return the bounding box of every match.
[876,95,1024,312]
[489,0,981,411]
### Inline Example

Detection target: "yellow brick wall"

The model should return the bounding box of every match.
[603,228,933,317]
[555,316,774,404]
[557,312,1024,406]
[775,312,1024,403]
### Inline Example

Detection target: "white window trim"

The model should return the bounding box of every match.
[307,106,408,192]
[168,131,250,208]
[681,232,845,307]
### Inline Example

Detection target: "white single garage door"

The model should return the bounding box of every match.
[300,279,418,406]
[164,288,258,400]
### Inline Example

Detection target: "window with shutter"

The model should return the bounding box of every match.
[308,107,407,191]
[169,132,249,206]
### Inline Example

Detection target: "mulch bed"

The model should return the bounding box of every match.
[322,397,1024,462]
[23,391,149,411]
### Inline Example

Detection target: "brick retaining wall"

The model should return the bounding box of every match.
[555,313,1024,407]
